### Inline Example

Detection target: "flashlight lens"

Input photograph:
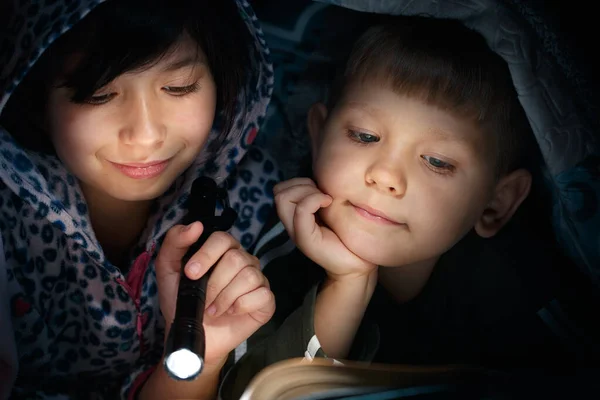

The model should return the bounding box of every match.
[165,348,203,380]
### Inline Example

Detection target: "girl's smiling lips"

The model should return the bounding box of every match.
[110,159,171,179]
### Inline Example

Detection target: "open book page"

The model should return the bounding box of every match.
[238,358,499,400]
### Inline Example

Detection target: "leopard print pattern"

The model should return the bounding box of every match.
[0,0,276,398]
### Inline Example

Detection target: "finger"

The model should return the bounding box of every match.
[227,287,274,319]
[273,177,316,195]
[183,231,240,280]
[275,184,325,240]
[207,266,268,317]
[155,222,204,276]
[293,192,333,249]
[203,248,260,306]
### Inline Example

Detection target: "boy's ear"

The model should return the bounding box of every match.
[307,103,328,156]
[475,169,532,238]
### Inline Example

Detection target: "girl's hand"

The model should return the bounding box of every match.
[273,178,377,281]
[155,223,275,368]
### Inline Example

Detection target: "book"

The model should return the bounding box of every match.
[238,358,507,400]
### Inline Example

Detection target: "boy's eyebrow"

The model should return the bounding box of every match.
[343,102,384,118]
[343,102,473,144]
[162,57,204,72]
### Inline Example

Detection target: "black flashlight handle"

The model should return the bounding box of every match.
[165,177,237,379]
[169,222,215,366]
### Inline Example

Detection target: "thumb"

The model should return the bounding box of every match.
[155,222,204,277]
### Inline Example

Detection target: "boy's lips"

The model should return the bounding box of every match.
[351,203,404,225]
[110,159,171,179]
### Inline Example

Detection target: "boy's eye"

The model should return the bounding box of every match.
[423,156,449,168]
[348,130,380,143]
[421,155,455,173]
[163,83,199,96]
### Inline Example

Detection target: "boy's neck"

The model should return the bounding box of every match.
[377,257,438,304]
[80,182,154,269]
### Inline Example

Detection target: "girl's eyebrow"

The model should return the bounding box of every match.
[162,57,204,72]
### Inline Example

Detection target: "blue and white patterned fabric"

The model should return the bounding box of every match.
[0,0,277,398]
[0,234,18,400]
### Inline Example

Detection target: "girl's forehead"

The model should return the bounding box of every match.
[162,34,207,62]
[133,35,208,73]
[59,34,207,81]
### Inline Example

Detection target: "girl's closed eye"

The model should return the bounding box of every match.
[163,82,200,96]
[347,129,380,144]
[74,82,200,105]
[80,92,117,105]
[421,155,455,175]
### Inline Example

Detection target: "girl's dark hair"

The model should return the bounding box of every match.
[1,0,254,155]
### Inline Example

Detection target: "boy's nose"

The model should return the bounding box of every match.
[365,160,406,196]
[119,95,166,149]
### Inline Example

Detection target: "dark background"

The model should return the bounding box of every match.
[250,0,599,104]
[534,0,598,90]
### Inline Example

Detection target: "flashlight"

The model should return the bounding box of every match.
[163,177,237,381]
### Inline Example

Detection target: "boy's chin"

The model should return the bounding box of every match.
[339,234,410,267]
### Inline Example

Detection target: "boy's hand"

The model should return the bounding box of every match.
[275,178,377,360]
[274,178,377,281]
[155,223,275,369]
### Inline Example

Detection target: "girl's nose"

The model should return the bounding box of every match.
[119,94,166,150]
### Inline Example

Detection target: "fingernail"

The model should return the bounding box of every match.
[206,304,217,316]
[182,223,193,232]
[187,262,201,276]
